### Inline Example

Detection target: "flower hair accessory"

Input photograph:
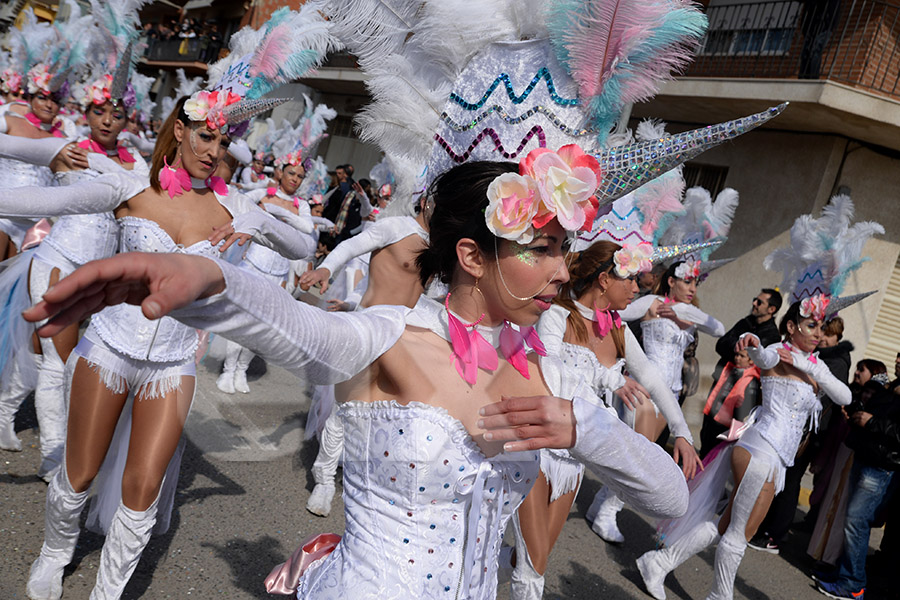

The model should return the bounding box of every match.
[184,89,243,132]
[485,144,601,244]
[799,293,830,322]
[277,151,304,168]
[1,69,22,94]
[674,260,701,281]
[84,75,136,111]
[613,242,653,277]
[26,64,52,95]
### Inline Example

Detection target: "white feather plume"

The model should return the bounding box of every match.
[635,118,668,142]
[706,188,739,238]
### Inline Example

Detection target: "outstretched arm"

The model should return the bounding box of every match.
[478,395,689,519]
[24,253,407,384]
[671,303,725,337]
[0,172,143,218]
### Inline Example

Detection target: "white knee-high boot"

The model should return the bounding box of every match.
[510,513,544,600]
[0,353,40,451]
[35,338,67,482]
[306,411,343,517]
[636,521,721,600]
[89,495,160,600]
[233,347,254,394]
[586,485,625,543]
[706,457,769,600]
[27,461,89,600]
[216,341,241,394]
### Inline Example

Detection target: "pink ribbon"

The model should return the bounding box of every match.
[499,321,547,380]
[782,342,818,364]
[21,218,52,250]
[593,306,621,337]
[77,138,136,163]
[264,532,341,595]
[25,112,64,138]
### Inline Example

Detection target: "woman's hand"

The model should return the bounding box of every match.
[326,299,353,312]
[299,268,331,293]
[735,333,760,353]
[614,377,647,411]
[477,395,576,452]
[673,437,703,480]
[208,221,252,253]
[657,304,692,330]
[776,346,794,366]
[22,253,225,337]
[51,142,90,171]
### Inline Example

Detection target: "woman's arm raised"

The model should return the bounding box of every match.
[0,172,144,218]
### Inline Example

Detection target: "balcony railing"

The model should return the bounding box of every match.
[143,37,222,64]
[686,0,900,99]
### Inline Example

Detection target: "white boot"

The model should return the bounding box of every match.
[88,497,159,600]
[306,412,343,517]
[233,347,253,394]
[587,486,625,543]
[216,341,241,394]
[636,521,721,600]
[510,513,544,600]
[35,339,67,482]
[0,353,39,452]
[27,462,89,600]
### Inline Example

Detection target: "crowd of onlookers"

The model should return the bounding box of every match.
[140,18,224,63]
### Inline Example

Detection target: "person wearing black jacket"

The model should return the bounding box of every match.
[816,376,900,599]
[699,288,782,457]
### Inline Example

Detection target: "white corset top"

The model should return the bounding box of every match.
[640,318,694,393]
[753,376,821,467]
[243,241,290,277]
[0,156,52,188]
[299,401,540,599]
[91,216,223,362]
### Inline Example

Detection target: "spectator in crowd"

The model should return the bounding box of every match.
[816,365,899,599]
[714,288,782,373]
[889,352,900,394]
[321,164,363,248]
[699,347,761,458]
[749,316,852,553]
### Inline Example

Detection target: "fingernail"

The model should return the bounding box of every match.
[503,443,513,452]
[477,419,484,428]
[145,300,161,318]
[478,408,485,416]
[483,432,493,441]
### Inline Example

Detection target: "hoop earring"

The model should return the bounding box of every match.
[445,280,486,326]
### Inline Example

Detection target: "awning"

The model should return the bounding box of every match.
[182,0,214,11]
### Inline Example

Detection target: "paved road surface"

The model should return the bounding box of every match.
[1,353,890,599]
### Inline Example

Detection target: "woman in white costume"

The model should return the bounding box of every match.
[0,73,147,478]
[25,156,692,600]
[587,258,724,543]
[217,153,316,394]
[636,298,851,600]
[510,240,702,597]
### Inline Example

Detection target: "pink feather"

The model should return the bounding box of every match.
[474,331,498,372]
[522,326,547,357]
[499,324,528,379]
[634,172,686,236]
[249,24,292,79]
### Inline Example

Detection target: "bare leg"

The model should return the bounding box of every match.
[90,376,194,600]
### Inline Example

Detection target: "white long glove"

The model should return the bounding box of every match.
[231,208,315,260]
[262,203,315,235]
[788,349,852,405]
[0,172,144,218]
[0,133,69,166]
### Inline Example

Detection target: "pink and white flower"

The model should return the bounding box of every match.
[520,144,601,232]
[799,293,830,322]
[184,90,242,131]
[675,260,701,281]
[84,75,113,107]
[1,69,22,94]
[485,172,539,244]
[26,64,51,95]
[613,242,654,277]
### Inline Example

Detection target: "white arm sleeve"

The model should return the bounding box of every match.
[120,131,156,154]
[744,337,781,370]
[790,353,853,406]
[624,327,693,443]
[570,396,689,519]
[261,203,315,235]
[171,258,409,384]
[619,294,657,322]
[671,303,725,337]
[319,217,418,275]
[0,116,6,133]
[0,133,69,166]
[358,190,374,218]
[0,172,141,218]
[230,209,315,260]
[312,216,335,229]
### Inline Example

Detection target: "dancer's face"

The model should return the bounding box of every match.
[174,120,229,180]
[479,220,570,327]
[280,164,306,195]
[30,94,60,124]
[86,102,127,149]
[596,271,639,311]
[668,276,697,304]
[788,316,823,352]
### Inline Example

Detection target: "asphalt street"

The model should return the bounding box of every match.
[1,351,890,599]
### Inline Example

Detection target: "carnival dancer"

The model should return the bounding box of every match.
[0,7,338,598]
[217,150,318,394]
[637,195,881,600]
[298,155,430,517]
[513,239,704,597]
